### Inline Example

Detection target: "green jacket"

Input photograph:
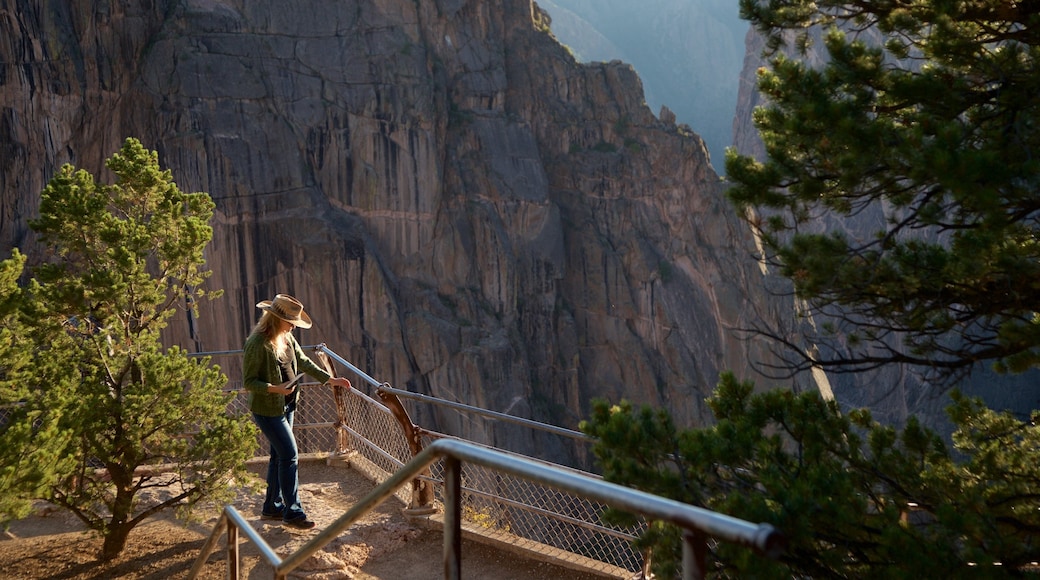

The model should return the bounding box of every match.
[243,331,332,416]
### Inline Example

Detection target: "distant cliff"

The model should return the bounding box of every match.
[1,0,800,458]
[538,0,746,168]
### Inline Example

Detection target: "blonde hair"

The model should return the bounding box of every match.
[253,311,291,361]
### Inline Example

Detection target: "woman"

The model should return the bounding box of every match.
[243,293,352,529]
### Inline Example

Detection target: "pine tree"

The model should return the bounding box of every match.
[0,138,257,560]
[582,373,1040,577]
[0,250,78,522]
[724,0,1040,381]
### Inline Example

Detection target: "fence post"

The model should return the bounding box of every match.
[186,514,227,579]
[316,351,353,457]
[443,456,463,580]
[227,521,240,579]
[682,529,708,580]
[378,384,437,513]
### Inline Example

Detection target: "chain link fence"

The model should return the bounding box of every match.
[420,433,644,575]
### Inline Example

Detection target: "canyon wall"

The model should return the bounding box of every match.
[1,0,800,460]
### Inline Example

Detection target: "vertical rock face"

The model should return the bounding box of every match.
[2,0,795,456]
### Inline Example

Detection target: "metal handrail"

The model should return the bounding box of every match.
[309,343,382,389]
[188,438,784,580]
[313,343,591,442]
[380,383,591,441]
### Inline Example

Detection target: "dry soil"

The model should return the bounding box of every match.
[0,459,612,579]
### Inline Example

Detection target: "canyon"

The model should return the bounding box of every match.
[4,0,1028,460]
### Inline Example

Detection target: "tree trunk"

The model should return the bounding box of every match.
[100,521,133,561]
[101,477,136,561]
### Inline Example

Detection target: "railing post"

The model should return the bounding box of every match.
[443,456,462,580]
[682,529,708,580]
[377,384,437,513]
[227,521,239,579]
[186,514,228,580]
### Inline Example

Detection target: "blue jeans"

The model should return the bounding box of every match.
[252,405,306,521]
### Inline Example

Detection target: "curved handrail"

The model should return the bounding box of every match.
[313,343,591,442]
[188,438,784,580]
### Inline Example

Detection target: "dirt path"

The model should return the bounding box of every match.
[0,459,615,579]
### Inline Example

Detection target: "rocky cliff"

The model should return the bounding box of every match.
[538,0,746,168]
[1,0,798,460]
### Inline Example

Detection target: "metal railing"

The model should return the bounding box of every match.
[190,344,785,578]
[188,438,784,580]
[315,344,648,573]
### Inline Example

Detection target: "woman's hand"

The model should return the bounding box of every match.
[327,376,352,390]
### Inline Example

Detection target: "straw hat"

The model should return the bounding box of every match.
[256,294,312,328]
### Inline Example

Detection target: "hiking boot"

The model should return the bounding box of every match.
[283,516,316,529]
[260,509,284,520]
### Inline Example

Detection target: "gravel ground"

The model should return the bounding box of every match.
[0,458,615,579]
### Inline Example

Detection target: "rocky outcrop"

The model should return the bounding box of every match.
[1,0,798,460]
